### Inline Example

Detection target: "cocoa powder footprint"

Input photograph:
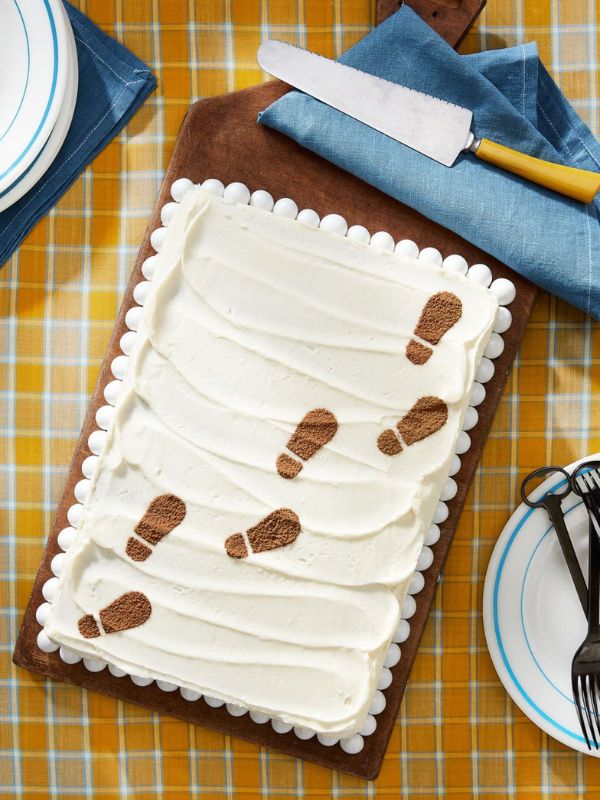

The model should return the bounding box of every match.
[276,408,338,479]
[78,591,152,639]
[406,292,462,365]
[225,508,301,559]
[377,396,448,456]
[126,494,186,562]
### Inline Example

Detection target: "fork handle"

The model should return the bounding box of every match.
[544,495,588,615]
[587,512,600,631]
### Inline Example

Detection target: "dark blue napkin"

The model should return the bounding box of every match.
[259,6,600,320]
[0,2,156,266]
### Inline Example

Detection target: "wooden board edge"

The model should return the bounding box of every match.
[377,0,487,48]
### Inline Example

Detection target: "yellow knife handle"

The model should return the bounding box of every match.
[474,138,600,204]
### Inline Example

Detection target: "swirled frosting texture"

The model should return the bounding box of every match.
[47,188,497,736]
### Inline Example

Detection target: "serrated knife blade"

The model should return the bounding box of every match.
[257,40,600,203]
[257,39,474,167]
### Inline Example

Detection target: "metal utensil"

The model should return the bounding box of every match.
[570,462,600,749]
[521,466,588,615]
[257,40,600,203]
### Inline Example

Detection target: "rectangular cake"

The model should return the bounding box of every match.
[40,182,503,747]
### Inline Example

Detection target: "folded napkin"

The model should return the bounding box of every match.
[0,2,156,267]
[259,6,600,320]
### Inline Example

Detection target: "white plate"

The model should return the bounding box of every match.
[0,0,71,194]
[483,454,600,756]
[0,1,77,213]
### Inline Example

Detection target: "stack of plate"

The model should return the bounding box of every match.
[0,0,78,213]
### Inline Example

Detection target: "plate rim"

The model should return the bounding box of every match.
[0,0,31,144]
[483,452,600,755]
[0,1,78,214]
[0,0,70,193]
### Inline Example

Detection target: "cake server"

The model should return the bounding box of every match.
[257,40,600,204]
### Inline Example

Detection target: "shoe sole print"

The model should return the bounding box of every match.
[276,408,338,479]
[78,591,152,638]
[126,494,186,561]
[377,396,448,456]
[406,292,462,365]
[225,508,301,559]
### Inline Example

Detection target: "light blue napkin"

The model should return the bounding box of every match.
[0,2,156,267]
[259,6,600,320]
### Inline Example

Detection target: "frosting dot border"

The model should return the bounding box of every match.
[35,177,516,754]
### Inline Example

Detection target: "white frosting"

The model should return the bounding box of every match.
[160,201,179,227]
[297,208,320,227]
[370,231,394,252]
[490,277,516,305]
[223,182,250,205]
[418,247,443,266]
[170,178,194,203]
[250,190,274,211]
[273,197,298,219]
[320,213,347,235]
[66,504,83,527]
[347,225,370,244]
[150,227,167,252]
[425,524,441,546]
[442,254,468,275]
[84,657,106,672]
[378,669,392,691]
[395,240,419,258]
[467,263,492,286]
[36,602,52,626]
[408,571,425,594]
[60,646,82,664]
[494,306,512,333]
[201,178,224,197]
[393,619,410,644]
[181,687,202,701]
[45,186,498,739]
[401,594,416,619]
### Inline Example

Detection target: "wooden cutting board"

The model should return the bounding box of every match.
[14,0,537,781]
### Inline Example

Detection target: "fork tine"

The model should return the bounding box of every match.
[584,473,596,503]
[590,673,600,747]
[573,674,592,750]
[583,675,599,749]
[579,473,600,524]
[590,469,600,490]
[579,674,595,749]
[585,470,600,494]
[586,471,600,506]
[583,472,598,498]
[592,673,600,746]
[583,476,600,534]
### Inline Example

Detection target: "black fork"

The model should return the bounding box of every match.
[571,465,600,749]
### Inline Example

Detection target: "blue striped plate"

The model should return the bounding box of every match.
[483,454,600,756]
[0,0,70,194]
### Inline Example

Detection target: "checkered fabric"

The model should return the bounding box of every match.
[1,0,599,797]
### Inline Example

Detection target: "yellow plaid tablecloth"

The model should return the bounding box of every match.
[1,1,600,797]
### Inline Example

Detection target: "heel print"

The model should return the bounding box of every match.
[378,396,448,456]
[78,591,152,638]
[406,292,462,365]
[225,509,301,559]
[276,408,338,479]
[126,494,186,562]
